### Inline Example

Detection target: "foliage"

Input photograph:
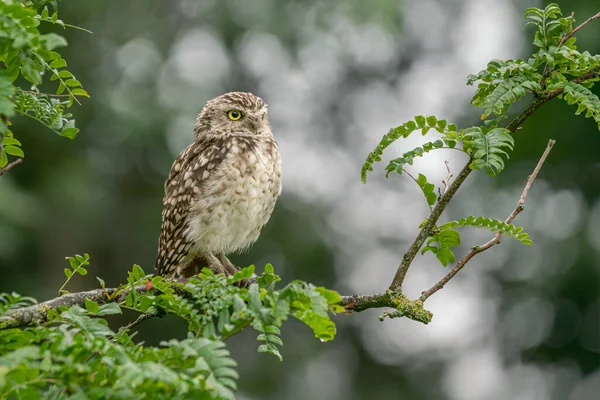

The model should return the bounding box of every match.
[421,217,531,267]
[555,81,600,126]
[361,116,459,183]
[0,263,341,398]
[440,216,533,245]
[361,3,599,269]
[421,228,461,267]
[0,0,89,167]
[461,124,514,176]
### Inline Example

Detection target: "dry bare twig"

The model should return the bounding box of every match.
[0,158,23,177]
[442,158,452,195]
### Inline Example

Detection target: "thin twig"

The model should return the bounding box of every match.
[402,167,435,212]
[401,167,418,184]
[119,313,156,332]
[558,11,600,47]
[420,139,555,301]
[0,158,23,177]
[15,88,72,98]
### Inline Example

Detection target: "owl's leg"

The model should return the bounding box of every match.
[216,254,239,275]
[216,254,253,287]
[178,253,227,277]
[202,253,229,276]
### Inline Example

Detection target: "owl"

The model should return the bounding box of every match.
[155,92,282,278]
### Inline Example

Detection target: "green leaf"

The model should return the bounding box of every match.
[0,74,15,118]
[557,81,600,129]
[85,299,100,314]
[67,257,78,269]
[422,229,461,267]
[362,116,458,182]
[229,265,254,284]
[413,173,438,207]
[426,115,437,126]
[0,150,7,168]
[57,70,74,79]
[60,127,79,139]
[247,284,261,312]
[3,146,24,157]
[435,247,455,267]
[138,295,154,312]
[49,58,67,68]
[126,288,136,307]
[131,264,146,281]
[42,33,68,50]
[462,127,514,175]
[256,263,280,286]
[96,303,122,316]
[1,137,21,146]
[71,88,89,97]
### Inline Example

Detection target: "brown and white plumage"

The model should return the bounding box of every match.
[155,92,282,278]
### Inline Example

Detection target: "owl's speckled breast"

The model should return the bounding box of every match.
[186,136,282,255]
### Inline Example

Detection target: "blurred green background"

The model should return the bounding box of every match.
[1,0,599,399]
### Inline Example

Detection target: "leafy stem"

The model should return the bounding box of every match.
[58,254,90,296]
[39,57,82,106]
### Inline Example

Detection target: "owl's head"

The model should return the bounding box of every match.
[194,92,271,140]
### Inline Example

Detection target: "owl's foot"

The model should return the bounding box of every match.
[217,254,239,275]
[179,253,251,287]
[204,253,230,276]
[176,254,226,278]
[216,254,254,287]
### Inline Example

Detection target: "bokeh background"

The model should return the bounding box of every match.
[1,0,599,399]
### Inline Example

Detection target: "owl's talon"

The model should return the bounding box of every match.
[217,253,239,276]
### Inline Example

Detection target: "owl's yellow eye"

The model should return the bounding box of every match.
[227,110,242,121]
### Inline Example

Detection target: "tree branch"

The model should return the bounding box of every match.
[0,286,146,330]
[388,162,472,290]
[340,292,432,323]
[420,139,555,301]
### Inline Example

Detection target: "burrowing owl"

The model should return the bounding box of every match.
[155,92,282,278]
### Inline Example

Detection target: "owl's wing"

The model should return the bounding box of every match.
[155,138,228,277]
